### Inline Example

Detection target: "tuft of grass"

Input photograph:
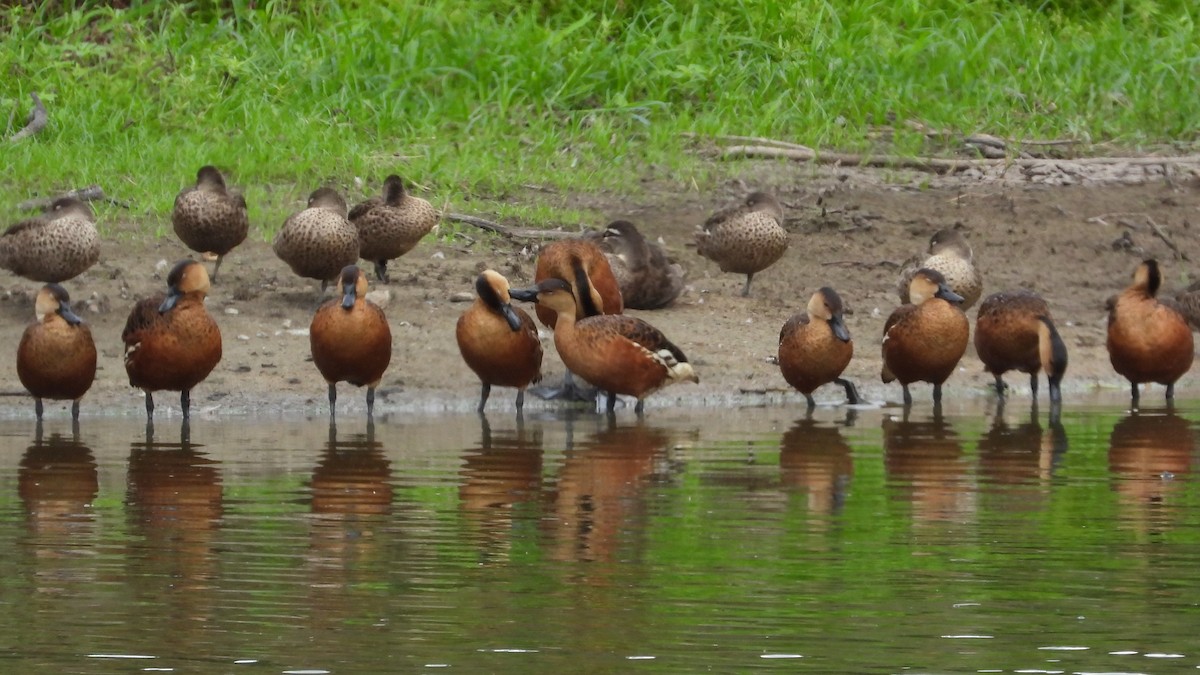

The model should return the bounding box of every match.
[2,0,1197,235]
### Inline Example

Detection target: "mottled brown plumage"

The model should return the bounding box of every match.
[273,188,359,289]
[694,191,788,297]
[349,175,440,283]
[589,220,684,310]
[122,260,223,419]
[17,284,97,420]
[882,268,969,406]
[896,228,983,310]
[1,197,100,283]
[510,278,696,414]
[172,165,249,282]
[778,287,858,408]
[310,265,392,417]
[974,290,1068,402]
[1107,259,1193,406]
[456,270,543,412]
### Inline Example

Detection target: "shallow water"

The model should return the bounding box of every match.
[1,396,1199,673]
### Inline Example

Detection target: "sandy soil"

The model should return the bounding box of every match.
[3,158,1199,418]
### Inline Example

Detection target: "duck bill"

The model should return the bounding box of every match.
[829,314,851,342]
[936,283,964,305]
[158,290,180,313]
[507,287,538,303]
[58,301,83,326]
[500,303,523,331]
[341,288,357,310]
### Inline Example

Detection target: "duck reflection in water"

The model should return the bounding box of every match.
[545,415,678,566]
[459,414,545,563]
[1108,409,1194,538]
[977,400,1067,510]
[308,420,394,571]
[883,407,973,527]
[19,422,99,591]
[780,409,857,525]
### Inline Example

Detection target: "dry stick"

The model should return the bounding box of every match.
[17,185,131,211]
[444,213,574,240]
[1146,216,1188,262]
[717,145,1200,174]
[10,92,48,142]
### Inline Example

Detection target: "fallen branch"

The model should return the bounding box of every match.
[821,259,900,269]
[1146,216,1188,262]
[18,185,131,211]
[10,92,47,142]
[445,213,575,240]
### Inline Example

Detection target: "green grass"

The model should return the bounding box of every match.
[2,0,1197,235]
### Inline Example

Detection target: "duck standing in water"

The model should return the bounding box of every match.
[456,270,543,412]
[17,284,97,421]
[122,260,223,420]
[172,165,250,282]
[273,188,360,293]
[510,278,697,414]
[882,268,969,406]
[1106,259,1193,406]
[778,287,859,409]
[349,175,440,283]
[1,197,100,283]
[896,228,983,310]
[694,191,788,297]
[974,290,1068,403]
[310,265,392,417]
[590,220,684,310]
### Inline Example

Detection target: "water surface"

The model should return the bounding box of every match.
[1,397,1198,673]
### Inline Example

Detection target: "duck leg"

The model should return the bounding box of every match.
[1130,382,1140,408]
[478,383,491,413]
[1029,372,1038,400]
[212,254,225,283]
[741,273,755,298]
[835,378,861,405]
[634,399,645,417]
[374,260,390,284]
[992,374,1007,399]
[1166,382,1176,401]
[606,391,618,413]
[933,383,943,404]
[181,389,191,420]
[71,399,80,422]
[366,386,376,417]
[327,383,337,417]
[515,388,525,412]
[803,393,816,411]
[530,371,598,403]
[34,398,43,420]
[145,391,155,419]
[902,384,913,407]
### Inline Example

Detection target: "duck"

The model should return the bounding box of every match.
[974,290,1069,403]
[349,175,440,283]
[896,228,983,310]
[778,287,860,409]
[17,283,97,421]
[272,187,360,291]
[1106,259,1193,406]
[532,238,623,328]
[456,270,543,412]
[881,268,969,406]
[1,197,100,283]
[694,191,788,297]
[310,265,392,417]
[171,165,250,282]
[509,278,697,414]
[122,259,223,420]
[1172,280,1200,331]
[589,220,685,309]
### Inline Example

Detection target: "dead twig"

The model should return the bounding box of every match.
[18,185,131,211]
[10,92,48,143]
[444,213,575,240]
[821,260,900,269]
[1146,216,1188,262]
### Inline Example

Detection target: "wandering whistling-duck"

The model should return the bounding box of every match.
[778,287,860,409]
[349,175,439,283]
[589,220,684,310]
[882,268,969,406]
[172,165,249,282]
[273,188,360,292]
[694,191,788,297]
[532,238,623,328]
[897,228,983,310]
[310,265,393,417]
[122,260,223,420]
[1,197,100,283]
[456,270,543,412]
[1106,259,1193,406]
[974,290,1068,403]
[509,278,697,414]
[17,283,97,420]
